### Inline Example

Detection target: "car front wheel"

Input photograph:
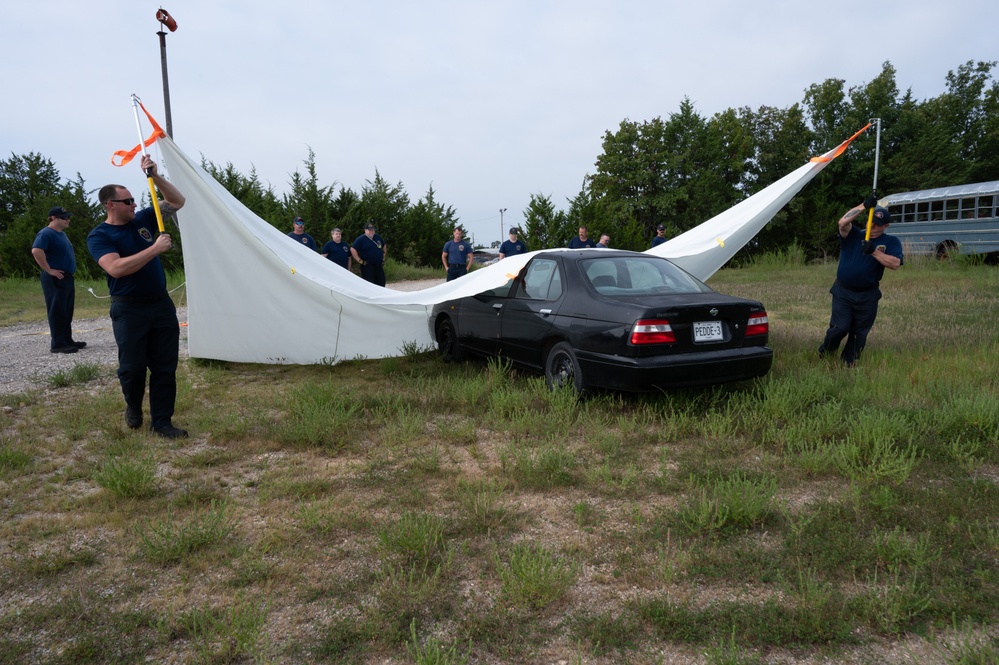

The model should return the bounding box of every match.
[545,342,587,393]
[436,317,464,363]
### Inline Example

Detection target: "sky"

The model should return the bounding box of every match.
[2,0,996,246]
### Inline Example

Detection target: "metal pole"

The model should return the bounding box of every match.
[871,118,882,196]
[499,208,507,244]
[158,30,173,137]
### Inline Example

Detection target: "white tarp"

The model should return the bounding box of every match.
[159,127,863,364]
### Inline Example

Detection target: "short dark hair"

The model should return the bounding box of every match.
[98,184,125,205]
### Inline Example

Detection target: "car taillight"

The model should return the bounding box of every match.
[746,311,769,336]
[631,319,675,345]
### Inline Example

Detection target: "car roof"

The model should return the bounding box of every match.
[534,248,650,262]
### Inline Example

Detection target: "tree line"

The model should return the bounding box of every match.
[1,60,996,279]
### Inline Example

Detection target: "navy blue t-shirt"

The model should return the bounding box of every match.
[87,207,167,297]
[651,235,667,248]
[568,236,596,249]
[352,233,386,265]
[499,239,527,257]
[443,239,473,265]
[836,225,904,291]
[33,227,77,274]
[322,240,351,268]
[288,231,318,251]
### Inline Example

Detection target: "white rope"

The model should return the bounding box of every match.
[84,282,187,299]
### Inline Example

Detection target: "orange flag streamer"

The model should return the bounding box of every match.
[111,100,166,167]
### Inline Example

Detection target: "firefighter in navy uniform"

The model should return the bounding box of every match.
[442,227,474,282]
[818,201,903,366]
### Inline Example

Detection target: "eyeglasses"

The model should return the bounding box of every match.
[109,198,136,206]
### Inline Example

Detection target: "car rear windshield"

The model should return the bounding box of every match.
[580,256,712,296]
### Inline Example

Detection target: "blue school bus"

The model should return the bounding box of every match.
[881,181,999,257]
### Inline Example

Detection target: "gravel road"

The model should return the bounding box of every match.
[0,279,444,396]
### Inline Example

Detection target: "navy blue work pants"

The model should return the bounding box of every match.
[110,297,179,429]
[40,272,75,349]
[446,264,467,282]
[360,262,386,287]
[819,281,881,365]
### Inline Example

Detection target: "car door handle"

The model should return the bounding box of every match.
[539,308,552,317]
[493,303,503,314]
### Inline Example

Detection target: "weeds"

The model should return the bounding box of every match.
[495,542,579,610]
[2,261,998,663]
[134,500,239,564]
[159,595,269,662]
[406,618,471,665]
[92,449,158,499]
[48,362,102,387]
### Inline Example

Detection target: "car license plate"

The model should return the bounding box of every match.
[693,320,723,342]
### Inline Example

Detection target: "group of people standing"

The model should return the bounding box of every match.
[286,217,386,286]
[32,165,903,442]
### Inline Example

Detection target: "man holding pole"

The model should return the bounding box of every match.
[818,199,902,366]
[87,155,189,438]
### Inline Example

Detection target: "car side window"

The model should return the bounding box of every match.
[515,258,560,301]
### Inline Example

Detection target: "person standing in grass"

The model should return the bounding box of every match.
[31,206,85,354]
[351,222,387,286]
[818,200,903,366]
[87,155,189,439]
[442,227,474,281]
[321,227,352,270]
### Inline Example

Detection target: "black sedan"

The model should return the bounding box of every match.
[429,250,773,392]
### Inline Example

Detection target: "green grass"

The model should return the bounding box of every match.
[48,361,103,388]
[0,270,188,326]
[1,257,997,663]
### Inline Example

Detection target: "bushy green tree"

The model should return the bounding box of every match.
[356,170,410,255]
[200,158,284,223]
[283,147,338,233]
[399,185,457,267]
[521,193,570,250]
[0,153,100,278]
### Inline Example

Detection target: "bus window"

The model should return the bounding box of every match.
[931,200,944,221]
[979,196,994,218]
[945,199,960,221]
[961,198,976,219]
[916,201,930,222]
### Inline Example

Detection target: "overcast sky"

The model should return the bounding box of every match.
[2,1,996,245]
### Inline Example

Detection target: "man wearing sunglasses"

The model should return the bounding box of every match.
[87,155,188,439]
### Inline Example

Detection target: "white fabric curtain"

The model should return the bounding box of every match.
[158,131,859,364]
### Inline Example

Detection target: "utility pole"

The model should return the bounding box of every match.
[499,208,507,245]
[156,8,178,137]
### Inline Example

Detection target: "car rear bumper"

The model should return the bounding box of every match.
[576,346,773,391]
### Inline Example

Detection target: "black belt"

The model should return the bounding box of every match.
[111,293,169,304]
[836,281,875,293]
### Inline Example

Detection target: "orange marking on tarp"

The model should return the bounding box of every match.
[810,123,872,163]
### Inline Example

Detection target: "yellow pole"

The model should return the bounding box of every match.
[145,174,166,233]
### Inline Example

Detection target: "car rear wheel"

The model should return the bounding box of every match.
[436,317,464,363]
[545,342,587,393]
